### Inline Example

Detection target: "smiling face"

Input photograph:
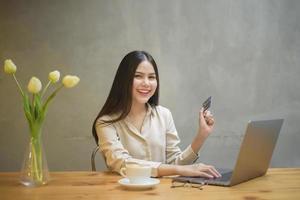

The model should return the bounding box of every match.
[132,60,158,106]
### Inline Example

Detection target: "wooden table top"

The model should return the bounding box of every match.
[1,168,300,200]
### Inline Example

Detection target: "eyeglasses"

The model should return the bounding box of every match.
[171,180,207,190]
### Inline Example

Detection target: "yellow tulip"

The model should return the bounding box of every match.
[48,70,60,83]
[4,59,17,74]
[27,77,42,94]
[62,75,80,88]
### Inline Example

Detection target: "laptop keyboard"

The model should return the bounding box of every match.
[172,169,233,186]
[211,171,232,181]
[206,171,233,185]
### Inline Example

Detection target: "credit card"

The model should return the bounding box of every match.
[202,96,212,112]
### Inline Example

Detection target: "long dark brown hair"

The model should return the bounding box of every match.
[92,51,160,144]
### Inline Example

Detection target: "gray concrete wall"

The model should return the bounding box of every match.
[0,0,299,171]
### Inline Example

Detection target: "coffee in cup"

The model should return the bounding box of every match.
[120,163,152,184]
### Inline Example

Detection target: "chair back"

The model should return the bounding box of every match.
[91,146,100,171]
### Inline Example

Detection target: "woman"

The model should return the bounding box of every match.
[92,51,221,178]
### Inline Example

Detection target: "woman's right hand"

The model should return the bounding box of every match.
[198,108,215,139]
[176,163,221,178]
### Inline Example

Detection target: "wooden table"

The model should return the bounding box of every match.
[0,168,300,200]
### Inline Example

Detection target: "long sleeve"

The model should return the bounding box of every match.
[96,117,161,177]
[95,105,199,178]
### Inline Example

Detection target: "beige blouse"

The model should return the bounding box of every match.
[95,104,199,177]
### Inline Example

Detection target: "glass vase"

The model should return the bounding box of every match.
[20,135,50,187]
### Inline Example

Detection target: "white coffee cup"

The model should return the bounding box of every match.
[120,163,152,184]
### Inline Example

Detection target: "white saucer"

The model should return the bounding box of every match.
[118,178,160,189]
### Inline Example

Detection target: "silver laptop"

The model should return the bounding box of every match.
[173,119,284,186]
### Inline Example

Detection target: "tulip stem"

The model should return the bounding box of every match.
[13,74,24,97]
[42,84,64,115]
[50,85,64,96]
[32,94,36,116]
[41,81,51,98]
[54,84,64,93]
